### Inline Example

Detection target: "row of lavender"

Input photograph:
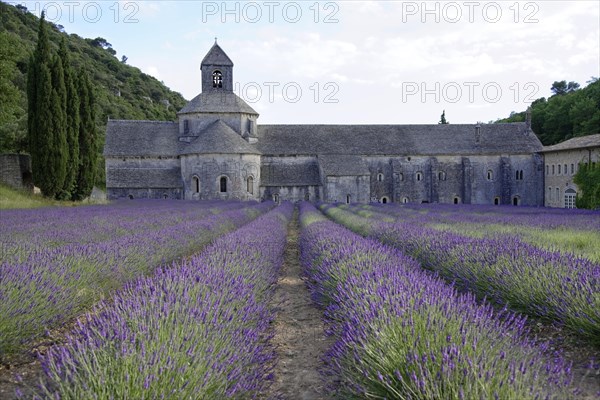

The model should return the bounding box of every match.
[34,202,293,398]
[1,200,245,260]
[355,203,600,263]
[299,202,573,398]
[322,204,600,346]
[365,202,600,231]
[0,201,273,357]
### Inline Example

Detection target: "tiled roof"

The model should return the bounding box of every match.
[540,134,600,152]
[179,120,260,155]
[256,123,542,156]
[201,43,233,66]
[318,155,369,176]
[260,161,320,186]
[104,120,179,157]
[178,92,258,115]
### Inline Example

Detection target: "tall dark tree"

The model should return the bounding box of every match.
[438,110,449,124]
[27,11,67,198]
[73,69,97,200]
[46,54,68,197]
[58,38,80,199]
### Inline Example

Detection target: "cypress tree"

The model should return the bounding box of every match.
[47,54,68,197]
[27,11,55,197]
[58,38,80,199]
[73,69,97,200]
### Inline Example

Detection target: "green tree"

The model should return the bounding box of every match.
[28,11,67,198]
[574,162,600,209]
[73,69,97,200]
[0,32,27,153]
[438,110,449,124]
[551,80,580,96]
[47,54,68,197]
[506,80,600,145]
[58,37,80,199]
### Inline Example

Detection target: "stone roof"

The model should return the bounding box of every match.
[319,155,370,176]
[179,120,260,155]
[107,168,181,188]
[201,42,233,66]
[104,120,179,157]
[178,92,258,115]
[261,161,320,186]
[540,134,600,152]
[256,123,542,156]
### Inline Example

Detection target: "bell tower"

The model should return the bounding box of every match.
[201,38,234,93]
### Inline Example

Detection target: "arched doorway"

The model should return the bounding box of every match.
[564,189,576,209]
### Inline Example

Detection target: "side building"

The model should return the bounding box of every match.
[104,41,545,206]
[540,134,600,208]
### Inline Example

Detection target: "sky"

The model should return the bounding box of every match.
[9,0,600,124]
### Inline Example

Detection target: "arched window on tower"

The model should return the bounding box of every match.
[212,70,223,88]
[220,176,227,193]
[377,173,384,182]
[192,176,200,194]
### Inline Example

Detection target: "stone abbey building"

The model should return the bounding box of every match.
[104,43,545,205]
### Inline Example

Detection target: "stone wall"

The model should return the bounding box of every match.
[0,154,33,190]
[108,188,183,200]
[260,185,321,203]
[105,156,181,200]
[180,153,261,201]
[324,175,370,203]
[364,154,544,206]
[544,146,600,207]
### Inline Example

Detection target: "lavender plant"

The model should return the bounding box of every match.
[0,201,273,358]
[300,202,574,399]
[37,202,293,398]
[348,203,600,262]
[322,204,600,346]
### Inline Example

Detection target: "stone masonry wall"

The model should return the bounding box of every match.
[0,154,33,190]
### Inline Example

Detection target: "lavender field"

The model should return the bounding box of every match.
[0,200,273,358]
[322,203,600,346]
[1,200,598,398]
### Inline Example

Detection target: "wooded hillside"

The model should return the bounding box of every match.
[0,2,187,186]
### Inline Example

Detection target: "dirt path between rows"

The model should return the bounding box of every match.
[261,209,334,400]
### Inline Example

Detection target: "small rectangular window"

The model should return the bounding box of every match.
[571,164,574,174]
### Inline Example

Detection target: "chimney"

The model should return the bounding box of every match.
[525,106,532,130]
[475,122,481,143]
